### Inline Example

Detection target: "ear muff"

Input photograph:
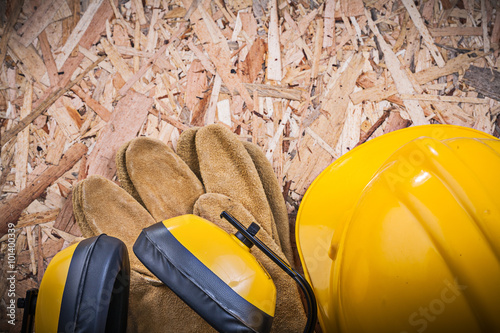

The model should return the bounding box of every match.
[21,216,315,333]
[33,234,130,333]
[133,214,276,333]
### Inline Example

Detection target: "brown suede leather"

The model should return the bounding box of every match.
[72,175,155,277]
[242,141,293,263]
[116,141,146,207]
[128,271,217,333]
[176,127,202,182]
[195,124,276,241]
[118,137,204,222]
[73,175,215,333]
[194,193,307,332]
[177,127,291,257]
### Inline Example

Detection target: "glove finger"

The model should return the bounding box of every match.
[176,127,202,182]
[195,124,276,240]
[72,175,155,277]
[117,137,204,222]
[242,141,293,263]
[116,140,146,207]
[193,193,307,333]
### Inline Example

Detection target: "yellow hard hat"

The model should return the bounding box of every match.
[296,125,500,333]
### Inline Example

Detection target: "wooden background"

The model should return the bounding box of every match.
[1,0,499,330]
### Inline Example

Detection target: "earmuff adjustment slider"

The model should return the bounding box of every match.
[234,222,260,248]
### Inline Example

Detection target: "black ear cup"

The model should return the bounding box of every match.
[133,216,276,333]
[57,235,130,333]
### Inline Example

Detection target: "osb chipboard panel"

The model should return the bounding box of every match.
[1,0,500,330]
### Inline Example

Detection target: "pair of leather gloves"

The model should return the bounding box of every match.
[72,124,306,332]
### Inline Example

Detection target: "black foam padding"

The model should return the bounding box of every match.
[58,235,130,333]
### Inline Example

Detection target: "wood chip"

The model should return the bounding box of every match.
[350,52,481,105]
[401,0,445,67]
[54,0,105,70]
[217,98,232,126]
[17,209,61,228]
[0,55,105,147]
[118,43,169,96]
[429,27,483,37]
[286,53,365,195]
[0,143,88,234]
[365,8,429,125]
[14,80,32,191]
[305,126,338,158]
[18,0,71,47]
[39,31,60,86]
[220,83,304,101]
[400,94,488,104]
[267,0,282,81]
[132,0,148,25]
[206,74,223,125]
[86,91,153,178]
[464,66,500,102]
[45,124,67,165]
[266,106,292,160]
[323,0,336,49]
[8,36,50,86]
[0,0,24,67]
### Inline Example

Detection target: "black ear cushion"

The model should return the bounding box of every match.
[133,222,273,333]
[58,235,130,333]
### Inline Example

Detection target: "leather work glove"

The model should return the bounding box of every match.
[73,170,212,332]
[73,124,306,332]
[176,125,294,263]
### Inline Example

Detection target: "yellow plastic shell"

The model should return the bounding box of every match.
[296,125,500,333]
[34,242,78,332]
[163,215,276,316]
